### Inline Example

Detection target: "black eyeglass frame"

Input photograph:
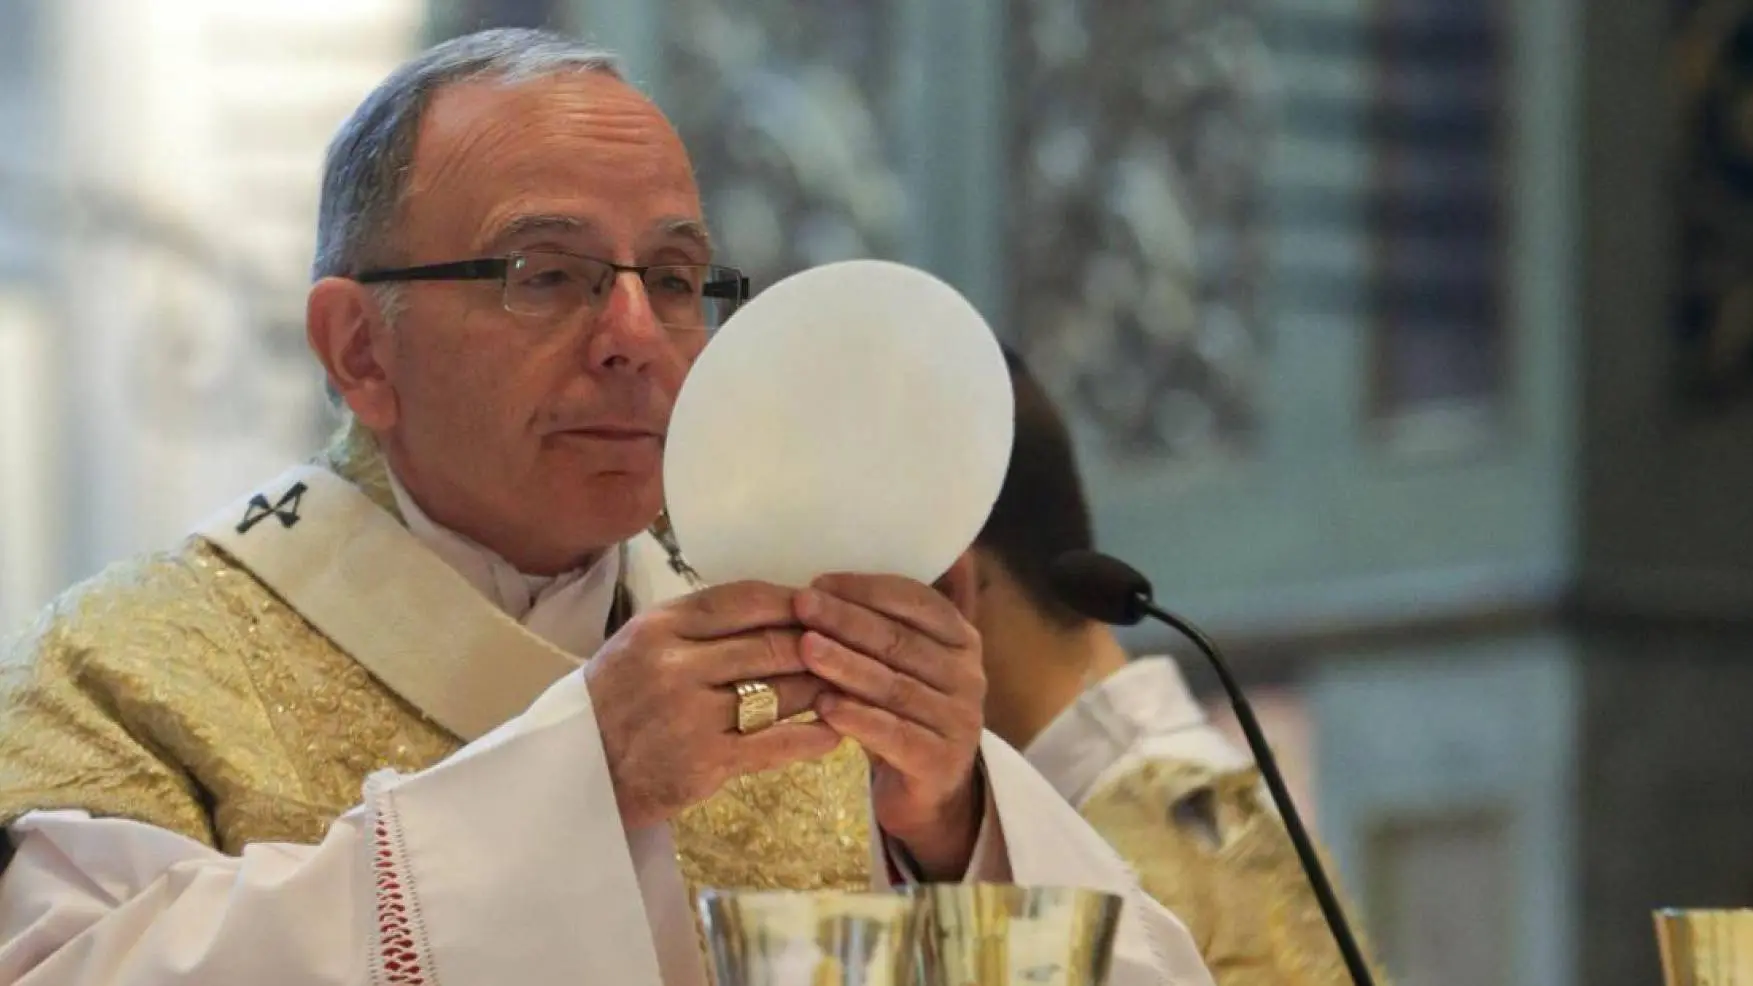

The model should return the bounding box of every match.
[353,252,752,315]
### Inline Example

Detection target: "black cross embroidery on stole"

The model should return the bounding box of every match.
[236,482,309,534]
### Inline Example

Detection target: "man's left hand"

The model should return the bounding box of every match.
[794,573,986,880]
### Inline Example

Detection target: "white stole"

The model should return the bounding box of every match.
[196,464,690,741]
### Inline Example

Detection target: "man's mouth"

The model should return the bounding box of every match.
[559,427,662,442]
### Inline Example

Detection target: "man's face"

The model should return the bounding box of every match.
[367,72,709,570]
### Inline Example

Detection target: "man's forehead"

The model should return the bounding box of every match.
[419,72,688,164]
[405,72,705,254]
[428,71,651,127]
[481,212,713,252]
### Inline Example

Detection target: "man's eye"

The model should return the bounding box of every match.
[523,267,575,288]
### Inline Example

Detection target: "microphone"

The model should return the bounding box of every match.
[1049,549,1379,986]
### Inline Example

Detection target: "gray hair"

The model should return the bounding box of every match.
[312,28,624,282]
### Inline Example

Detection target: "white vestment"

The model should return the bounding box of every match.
[0,466,1216,985]
[1025,658,1249,809]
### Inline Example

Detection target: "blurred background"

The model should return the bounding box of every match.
[2,0,1752,983]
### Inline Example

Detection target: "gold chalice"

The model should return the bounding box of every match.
[1655,908,1753,985]
[699,889,922,986]
[917,885,1124,986]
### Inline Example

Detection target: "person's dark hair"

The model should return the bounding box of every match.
[973,346,1095,629]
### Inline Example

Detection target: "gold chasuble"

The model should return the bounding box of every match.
[1078,757,1385,986]
[0,424,872,902]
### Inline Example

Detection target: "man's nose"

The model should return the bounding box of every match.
[587,270,666,371]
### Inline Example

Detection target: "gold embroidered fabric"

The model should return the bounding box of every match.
[673,739,874,898]
[0,536,461,852]
[0,417,874,899]
[1079,758,1387,986]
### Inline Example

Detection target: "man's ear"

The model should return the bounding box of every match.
[936,549,980,624]
[307,276,397,429]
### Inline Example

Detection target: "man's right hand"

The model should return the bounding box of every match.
[584,581,841,830]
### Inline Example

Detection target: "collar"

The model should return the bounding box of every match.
[385,469,621,658]
[1022,657,1209,805]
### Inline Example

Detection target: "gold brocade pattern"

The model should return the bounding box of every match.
[673,739,874,897]
[1078,758,1387,986]
[0,537,460,852]
[0,416,874,909]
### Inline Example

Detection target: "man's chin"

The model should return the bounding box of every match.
[546,482,662,540]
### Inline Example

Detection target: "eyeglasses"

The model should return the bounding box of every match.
[354,250,750,332]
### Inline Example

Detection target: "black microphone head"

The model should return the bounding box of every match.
[1048,549,1155,626]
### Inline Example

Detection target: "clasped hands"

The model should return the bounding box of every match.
[585,572,986,881]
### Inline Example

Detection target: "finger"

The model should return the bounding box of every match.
[692,629,808,685]
[717,672,831,734]
[669,581,801,641]
[728,720,843,778]
[808,573,975,649]
[814,694,942,782]
[793,590,967,693]
[800,632,961,740]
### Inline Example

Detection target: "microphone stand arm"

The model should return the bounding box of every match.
[1138,596,1379,986]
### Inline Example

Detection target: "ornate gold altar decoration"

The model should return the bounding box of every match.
[1656,909,1753,985]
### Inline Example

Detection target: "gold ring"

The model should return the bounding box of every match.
[734,680,779,735]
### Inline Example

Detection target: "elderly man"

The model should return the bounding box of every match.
[939,347,1383,986]
[0,27,1215,986]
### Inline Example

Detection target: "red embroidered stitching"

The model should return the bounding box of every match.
[374,818,427,985]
